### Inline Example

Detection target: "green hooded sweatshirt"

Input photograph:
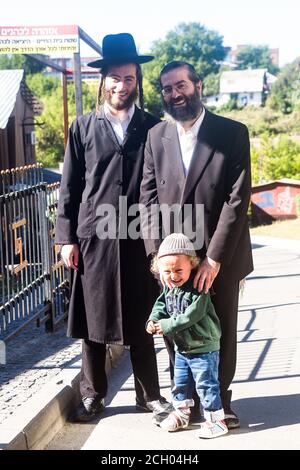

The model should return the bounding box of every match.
[148,279,221,354]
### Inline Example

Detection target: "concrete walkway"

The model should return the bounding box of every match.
[49,235,300,450]
[1,235,300,450]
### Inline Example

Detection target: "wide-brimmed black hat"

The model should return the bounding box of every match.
[87,33,154,69]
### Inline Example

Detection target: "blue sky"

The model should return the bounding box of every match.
[1,0,299,66]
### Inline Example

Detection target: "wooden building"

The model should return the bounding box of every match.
[0,69,43,170]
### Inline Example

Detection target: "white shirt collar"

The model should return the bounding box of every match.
[104,103,135,144]
[176,108,206,174]
[176,107,205,138]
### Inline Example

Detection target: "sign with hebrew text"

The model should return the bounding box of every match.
[0,25,79,54]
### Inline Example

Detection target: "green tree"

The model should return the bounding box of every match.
[0,54,45,74]
[143,22,226,115]
[26,74,96,167]
[26,72,59,97]
[236,45,279,75]
[251,134,300,183]
[142,77,162,116]
[203,72,220,97]
[267,59,300,114]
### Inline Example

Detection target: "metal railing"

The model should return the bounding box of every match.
[0,164,68,341]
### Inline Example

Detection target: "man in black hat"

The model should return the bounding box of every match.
[55,33,169,422]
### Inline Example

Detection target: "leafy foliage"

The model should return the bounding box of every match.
[218,107,300,137]
[267,59,300,114]
[251,134,300,184]
[0,54,45,74]
[236,45,279,75]
[202,73,220,97]
[143,22,226,115]
[26,74,96,167]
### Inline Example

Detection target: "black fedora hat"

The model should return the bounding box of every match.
[88,33,154,69]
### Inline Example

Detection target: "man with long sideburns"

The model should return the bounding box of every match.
[56,33,170,422]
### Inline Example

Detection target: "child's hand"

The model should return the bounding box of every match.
[154,321,164,335]
[146,321,156,334]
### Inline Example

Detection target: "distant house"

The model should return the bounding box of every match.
[251,179,300,225]
[0,69,43,170]
[205,68,277,108]
[45,56,99,82]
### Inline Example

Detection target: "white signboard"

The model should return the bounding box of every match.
[0,25,79,54]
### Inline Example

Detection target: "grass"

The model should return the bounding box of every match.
[250,218,300,240]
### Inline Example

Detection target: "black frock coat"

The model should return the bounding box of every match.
[55,106,160,345]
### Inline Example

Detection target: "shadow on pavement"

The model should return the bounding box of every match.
[232,394,300,432]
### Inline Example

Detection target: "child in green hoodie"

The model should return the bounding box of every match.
[146,233,228,439]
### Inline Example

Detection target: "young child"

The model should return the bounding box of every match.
[146,233,228,439]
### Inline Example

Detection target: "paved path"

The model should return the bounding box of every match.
[48,236,300,450]
[0,322,81,424]
[1,235,300,450]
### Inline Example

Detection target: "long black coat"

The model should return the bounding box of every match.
[55,106,160,345]
[140,109,253,281]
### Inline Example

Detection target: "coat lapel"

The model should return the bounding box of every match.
[162,122,186,190]
[122,106,139,147]
[97,107,121,151]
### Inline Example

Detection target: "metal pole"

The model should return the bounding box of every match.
[73,51,83,117]
[61,60,69,149]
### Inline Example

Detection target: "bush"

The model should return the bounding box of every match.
[251,134,300,183]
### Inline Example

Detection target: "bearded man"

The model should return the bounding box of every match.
[140,61,253,430]
[56,33,170,422]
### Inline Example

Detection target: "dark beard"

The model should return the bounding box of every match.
[105,88,138,111]
[163,88,202,122]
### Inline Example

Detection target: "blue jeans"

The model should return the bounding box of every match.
[172,350,222,413]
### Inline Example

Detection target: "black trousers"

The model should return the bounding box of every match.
[80,334,161,404]
[164,273,240,413]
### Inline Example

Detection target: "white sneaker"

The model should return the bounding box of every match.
[197,419,228,439]
[160,409,190,432]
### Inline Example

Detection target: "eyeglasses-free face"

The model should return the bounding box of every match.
[104,63,138,111]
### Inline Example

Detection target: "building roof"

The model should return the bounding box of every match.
[252,178,300,189]
[0,69,24,129]
[0,69,43,130]
[220,68,276,94]
[20,81,44,116]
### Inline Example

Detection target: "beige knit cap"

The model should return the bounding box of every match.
[157,233,196,258]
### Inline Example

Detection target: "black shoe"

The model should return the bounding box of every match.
[135,397,174,426]
[224,410,240,430]
[72,396,105,422]
[189,407,203,424]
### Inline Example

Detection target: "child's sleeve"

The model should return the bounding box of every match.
[147,287,170,323]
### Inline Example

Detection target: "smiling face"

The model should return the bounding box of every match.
[161,65,202,122]
[158,254,193,288]
[104,63,138,111]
